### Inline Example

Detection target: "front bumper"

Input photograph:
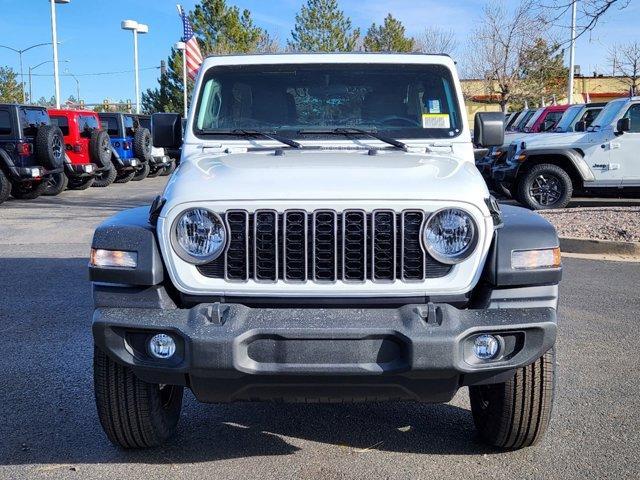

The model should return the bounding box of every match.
[9,165,64,182]
[93,302,556,403]
[491,161,520,186]
[150,155,170,166]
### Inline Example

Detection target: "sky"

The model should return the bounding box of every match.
[0,0,638,105]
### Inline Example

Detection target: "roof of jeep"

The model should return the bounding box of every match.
[200,52,456,69]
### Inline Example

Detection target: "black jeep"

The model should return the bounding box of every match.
[0,104,65,204]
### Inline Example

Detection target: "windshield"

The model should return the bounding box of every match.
[589,99,626,131]
[513,110,535,131]
[193,63,463,140]
[505,111,522,130]
[523,108,545,131]
[554,105,583,132]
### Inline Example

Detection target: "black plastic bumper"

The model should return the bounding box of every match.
[8,165,63,182]
[64,162,96,178]
[93,302,556,403]
[492,162,519,186]
[150,155,170,166]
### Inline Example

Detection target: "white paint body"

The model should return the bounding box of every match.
[157,53,495,297]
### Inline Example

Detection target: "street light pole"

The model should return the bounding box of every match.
[0,43,51,103]
[567,0,578,105]
[50,0,70,109]
[122,20,149,114]
[175,41,187,117]
[29,59,69,105]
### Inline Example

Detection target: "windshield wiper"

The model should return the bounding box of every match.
[197,128,302,149]
[299,127,409,151]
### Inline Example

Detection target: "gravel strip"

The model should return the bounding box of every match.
[539,207,640,242]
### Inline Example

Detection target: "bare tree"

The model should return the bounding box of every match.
[415,27,457,56]
[609,41,640,95]
[465,1,541,112]
[542,0,630,42]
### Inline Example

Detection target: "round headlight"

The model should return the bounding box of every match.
[423,208,477,264]
[172,208,227,264]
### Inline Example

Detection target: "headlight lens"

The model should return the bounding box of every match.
[424,208,477,264]
[172,208,227,263]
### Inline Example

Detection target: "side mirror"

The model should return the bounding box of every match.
[617,117,631,133]
[574,121,586,132]
[474,112,505,147]
[151,113,183,148]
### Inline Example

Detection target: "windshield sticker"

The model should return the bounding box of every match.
[427,99,441,113]
[422,113,450,129]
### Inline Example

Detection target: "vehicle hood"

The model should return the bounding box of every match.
[517,132,588,149]
[161,149,489,206]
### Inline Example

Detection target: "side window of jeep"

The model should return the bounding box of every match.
[50,116,70,136]
[20,108,49,137]
[623,104,640,133]
[0,110,11,137]
[123,116,135,137]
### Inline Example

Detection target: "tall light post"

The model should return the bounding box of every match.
[29,59,69,105]
[567,0,577,104]
[50,0,70,109]
[121,19,149,114]
[0,42,51,103]
[175,41,187,117]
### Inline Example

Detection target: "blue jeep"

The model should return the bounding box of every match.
[0,104,65,203]
[98,112,152,185]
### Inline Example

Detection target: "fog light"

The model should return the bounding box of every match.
[148,333,176,359]
[473,334,500,360]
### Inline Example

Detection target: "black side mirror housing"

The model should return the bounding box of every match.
[617,117,631,133]
[574,121,586,132]
[151,113,183,148]
[474,112,505,147]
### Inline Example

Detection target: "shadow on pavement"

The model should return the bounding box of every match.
[0,257,490,467]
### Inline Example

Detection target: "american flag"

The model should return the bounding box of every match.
[177,4,203,80]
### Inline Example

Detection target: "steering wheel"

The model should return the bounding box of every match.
[378,116,421,127]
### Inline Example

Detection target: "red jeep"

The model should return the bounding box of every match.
[48,109,112,192]
[521,105,570,133]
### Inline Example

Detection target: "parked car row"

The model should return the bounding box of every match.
[0,104,179,205]
[476,97,640,209]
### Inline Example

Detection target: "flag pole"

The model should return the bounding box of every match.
[176,4,187,118]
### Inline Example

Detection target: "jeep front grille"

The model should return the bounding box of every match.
[197,210,452,282]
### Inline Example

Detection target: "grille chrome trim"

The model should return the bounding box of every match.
[342,209,367,282]
[283,209,309,282]
[312,209,338,282]
[400,210,427,282]
[223,210,250,281]
[253,209,278,283]
[371,209,397,282]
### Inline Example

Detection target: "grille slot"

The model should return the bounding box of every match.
[197,209,452,282]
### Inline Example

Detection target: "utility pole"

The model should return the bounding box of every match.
[567,0,578,105]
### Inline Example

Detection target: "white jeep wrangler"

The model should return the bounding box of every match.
[493,96,640,209]
[89,53,561,450]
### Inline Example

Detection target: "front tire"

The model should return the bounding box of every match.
[93,346,183,449]
[469,349,555,449]
[43,172,69,196]
[516,164,572,210]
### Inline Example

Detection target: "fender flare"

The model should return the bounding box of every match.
[521,148,595,182]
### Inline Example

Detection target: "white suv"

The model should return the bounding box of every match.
[493,97,640,209]
[88,53,561,450]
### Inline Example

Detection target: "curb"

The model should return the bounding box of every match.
[559,237,640,257]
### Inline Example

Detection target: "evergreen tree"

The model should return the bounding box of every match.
[363,14,414,53]
[142,0,274,113]
[0,66,22,103]
[519,38,568,106]
[288,0,360,52]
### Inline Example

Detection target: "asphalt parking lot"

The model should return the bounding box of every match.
[1,178,639,479]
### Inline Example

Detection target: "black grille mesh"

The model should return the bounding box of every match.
[197,209,452,281]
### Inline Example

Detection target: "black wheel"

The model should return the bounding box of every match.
[35,125,65,170]
[132,162,150,181]
[92,164,117,188]
[0,169,11,204]
[470,349,555,449]
[516,164,572,210]
[11,180,47,200]
[147,164,163,178]
[94,346,183,449]
[67,176,95,190]
[43,172,69,196]
[114,169,136,184]
[89,129,112,168]
[159,160,176,176]
[133,128,153,163]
